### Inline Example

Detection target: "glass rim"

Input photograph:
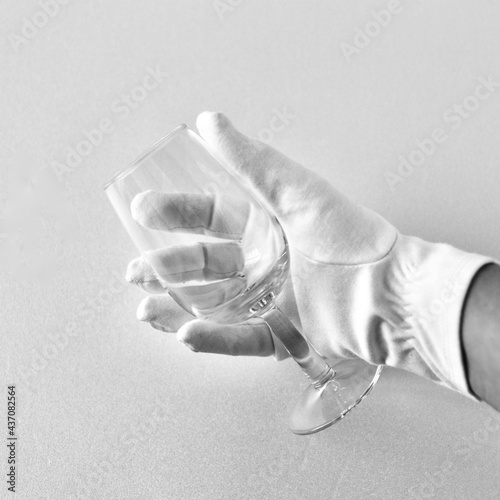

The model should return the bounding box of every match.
[102,123,188,190]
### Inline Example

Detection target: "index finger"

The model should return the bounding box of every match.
[131,190,250,239]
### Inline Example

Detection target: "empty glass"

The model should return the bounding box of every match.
[104,124,382,434]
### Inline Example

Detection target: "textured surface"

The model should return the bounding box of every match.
[2,1,500,499]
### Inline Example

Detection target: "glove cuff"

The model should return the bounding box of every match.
[399,235,497,397]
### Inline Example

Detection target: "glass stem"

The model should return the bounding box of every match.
[262,307,335,388]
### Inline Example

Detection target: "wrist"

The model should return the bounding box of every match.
[396,234,495,395]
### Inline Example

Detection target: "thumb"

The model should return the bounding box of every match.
[196,111,324,224]
[196,112,396,264]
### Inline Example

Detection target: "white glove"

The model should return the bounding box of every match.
[127,112,495,397]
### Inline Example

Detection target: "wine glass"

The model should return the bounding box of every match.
[103,124,383,435]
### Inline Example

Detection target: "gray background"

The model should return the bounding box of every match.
[2,0,500,499]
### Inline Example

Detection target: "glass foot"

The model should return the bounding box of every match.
[289,359,383,435]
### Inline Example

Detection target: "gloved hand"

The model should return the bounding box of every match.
[126,111,494,397]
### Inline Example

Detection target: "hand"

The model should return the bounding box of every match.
[126,111,394,358]
[127,112,493,395]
